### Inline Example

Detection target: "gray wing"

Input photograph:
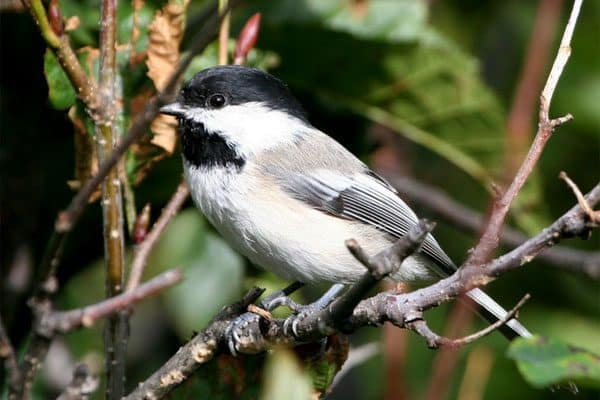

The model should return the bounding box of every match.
[282,169,456,276]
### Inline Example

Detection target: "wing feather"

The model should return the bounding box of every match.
[283,170,456,275]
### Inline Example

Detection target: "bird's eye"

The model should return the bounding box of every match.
[209,94,226,108]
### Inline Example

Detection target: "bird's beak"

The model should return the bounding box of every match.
[160,102,186,117]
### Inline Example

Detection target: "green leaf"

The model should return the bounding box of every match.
[305,335,349,394]
[184,40,280,81]
[43,49,77,110]
[507,335,600,389]
[260,0,431,43]
[258,13,504,188]
[261,349,313,400]
[170,354,266,399]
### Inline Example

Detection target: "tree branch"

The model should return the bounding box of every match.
[96,0,128,397]
[7,268,181,400]
[0,318,20,396]
[295,220,434,340]
[560,171,600,224]
[123,287,265,400]
[41,269,182,336]
[465,0,582,267]
[385,174,600,278]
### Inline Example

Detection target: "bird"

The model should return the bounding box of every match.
[160,65,531,354]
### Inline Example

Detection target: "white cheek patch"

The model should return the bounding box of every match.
[184,102,308,157]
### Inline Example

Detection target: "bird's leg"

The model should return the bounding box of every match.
[283,283,345,337]
[260,281,305,311]
[225,281,304,356]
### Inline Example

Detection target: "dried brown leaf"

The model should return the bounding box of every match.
[150,114,178,153]
[146,0,189,91]
[146,0,189,153]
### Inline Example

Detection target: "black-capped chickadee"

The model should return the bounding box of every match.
[160,65,531,349]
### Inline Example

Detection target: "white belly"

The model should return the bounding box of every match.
[184,162,433,284]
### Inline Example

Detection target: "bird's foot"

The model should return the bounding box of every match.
[225,283,344,354]
[226,282,305,356]
[282,283,345,338]
[282,302,323,338]
[225,311,266,356]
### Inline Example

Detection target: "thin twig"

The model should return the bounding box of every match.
[446,294,531,346]
[218,0,230,65]
[560,171,600,223]
[56,364,99,400]
[410,294,531,349]
[43,269,183,335]
[97,0,127,397]
[126,180,190,292]
[505,0,563,177]
[465,0,582,267]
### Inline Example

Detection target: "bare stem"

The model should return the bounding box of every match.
[96,1,128,398]
[126,180,190,292]
[43,269,182,335]
[218,0,230,65]
[465,0,582,267]
[560,171,600,223]
[505,0,563,177]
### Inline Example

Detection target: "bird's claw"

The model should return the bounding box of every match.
[225,312,264,356]
[282,304,319,338]
[261,295,301,312]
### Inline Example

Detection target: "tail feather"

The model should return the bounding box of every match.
[466,288,532,340]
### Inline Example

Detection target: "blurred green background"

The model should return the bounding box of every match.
[1,0,598,399]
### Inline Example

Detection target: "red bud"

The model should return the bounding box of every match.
[234,13,261,65]
[133,204,151,244]
[48,0,64,36]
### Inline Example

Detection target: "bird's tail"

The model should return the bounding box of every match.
[465,287,531,340]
